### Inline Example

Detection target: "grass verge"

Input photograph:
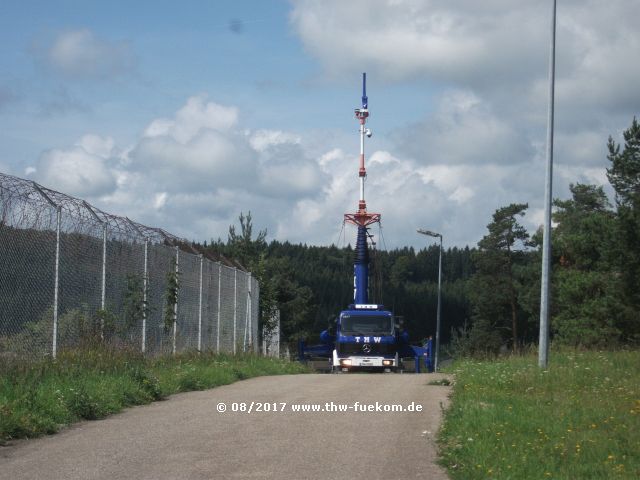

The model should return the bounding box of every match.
[0,348,309,443]
[438,350,639,479]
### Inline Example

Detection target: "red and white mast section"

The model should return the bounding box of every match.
[344,72,381,228]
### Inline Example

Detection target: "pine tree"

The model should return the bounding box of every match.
[469,203,531,352]
[551,184,622,346]
[606,117,640,341]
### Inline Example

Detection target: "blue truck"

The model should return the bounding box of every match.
[300,300,433,373]
[330,304,403,372]
[299,73,433,373]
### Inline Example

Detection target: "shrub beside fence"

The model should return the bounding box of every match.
[0,172,259,360]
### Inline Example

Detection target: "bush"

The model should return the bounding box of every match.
[447,318,503,359]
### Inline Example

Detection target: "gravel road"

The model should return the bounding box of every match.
[0,373,452,480]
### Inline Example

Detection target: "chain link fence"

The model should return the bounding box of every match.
[0,172,259,360]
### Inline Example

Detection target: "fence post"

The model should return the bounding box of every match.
[244,272,251,352]
[173,246,179,355]
[82,201,107,338]
[198,254,203,352]
[142,238,149,354]
[100,223,107,337]
[233,267,237,355]
[53,206,61,358]
[101,223,106,310]
[33,183,60,358]
[216,264,221,353]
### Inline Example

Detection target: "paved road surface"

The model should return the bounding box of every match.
[0,373,452,480]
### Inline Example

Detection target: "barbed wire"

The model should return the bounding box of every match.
[0,172,184,245]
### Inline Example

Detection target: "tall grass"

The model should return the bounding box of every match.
[438,350,640,479]
[0,348,308,443]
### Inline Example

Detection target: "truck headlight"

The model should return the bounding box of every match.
[382,360,393,366]
[340,359,352,366]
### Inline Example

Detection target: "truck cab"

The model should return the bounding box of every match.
[331,304,401,372]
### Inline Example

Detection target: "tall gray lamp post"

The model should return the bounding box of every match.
[417,229,442,372]
[539,0,557,369]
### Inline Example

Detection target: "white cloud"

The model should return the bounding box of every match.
[449,186,474,204]
[153,192,168,210]
[397,90,533,166]
[290,0,547,84]
[290,0,639,114]
[30,97,334,243]
[250,130,301,152]
[144,95,239,143]
[120,97,254,195]
[290,0,639,176]
[43,29,135,79]
[36,142,117,197]
[75,134,116,158]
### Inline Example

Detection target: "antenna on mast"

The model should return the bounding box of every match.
[362,72,368,109]
[345,72,380,228]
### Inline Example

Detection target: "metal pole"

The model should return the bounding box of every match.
[81,201,107,328]
[233,267,237,355]
[417,228,443,371]
[52,206,61,358]
[275,311,280,358]
[435,235,442,372]
[216,264,222,353]
[248,275,252,349]
[173,246,179,355]
[198,254,203,352]
[142,239,148,354]
[31,184,61,358]
[100,222,107,339]
[243,273,251,352]
[539,0,556,369]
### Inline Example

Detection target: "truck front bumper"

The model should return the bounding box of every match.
[339,356,394,368]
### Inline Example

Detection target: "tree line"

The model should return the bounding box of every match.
[201,214,474,351]
[204,118,640,355]
[459,117,640,355]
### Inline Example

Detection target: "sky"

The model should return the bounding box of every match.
[1,0,639,249]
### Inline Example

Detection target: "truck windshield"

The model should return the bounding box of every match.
[340,315,393,335]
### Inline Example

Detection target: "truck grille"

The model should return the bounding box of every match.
[338,342,396,356]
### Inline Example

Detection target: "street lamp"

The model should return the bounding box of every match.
[539,0,557,369]
[417,229,442,372]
